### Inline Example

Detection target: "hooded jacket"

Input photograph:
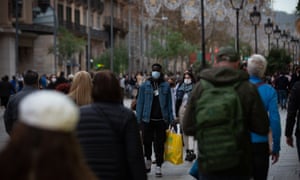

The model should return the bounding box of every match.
[182,67,269,176]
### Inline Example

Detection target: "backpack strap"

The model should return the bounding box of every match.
[200,79,241,89]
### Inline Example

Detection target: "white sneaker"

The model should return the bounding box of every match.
[145,159,151,173]
[155,166,162,177]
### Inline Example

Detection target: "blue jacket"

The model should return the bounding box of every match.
[249,76,281,153]
[136,79,173,124]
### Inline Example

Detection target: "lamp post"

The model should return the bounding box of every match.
[281,30,289,49]
[264,18,273,54]
[291,36,297,66]
[273,25,281,48]
[201,0,205,67]
[87,0,91,72]
[90,59,94,70]
[128,0,133,75]
[294,38,300,65]
[15,0,20,73]
[250,6,261,54]
[110,0,114,71]
[230,0,245,56]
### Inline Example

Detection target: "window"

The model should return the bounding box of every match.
[66,6,72,22]
[57,4,64,22]
[12,0,23,18]
[97,15,101,29]
[75,9,80,25]
[90,13,94,28]
[83,10,86,26]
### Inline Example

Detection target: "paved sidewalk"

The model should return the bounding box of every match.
[267,109,300,180]
[124,99,300,180]
[0,101,299,179]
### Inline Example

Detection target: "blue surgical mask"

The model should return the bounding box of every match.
[152,71,161,79]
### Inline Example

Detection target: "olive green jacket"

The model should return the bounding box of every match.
[182,67,269,176]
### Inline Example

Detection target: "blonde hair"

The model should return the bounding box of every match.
[247,54,267,78]
[68,71,93,106]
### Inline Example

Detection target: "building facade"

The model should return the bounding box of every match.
[0,0,132,78]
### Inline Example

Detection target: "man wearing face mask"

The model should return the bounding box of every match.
[136,63,174,177]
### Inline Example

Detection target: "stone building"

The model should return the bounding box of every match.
[0,0,132,78]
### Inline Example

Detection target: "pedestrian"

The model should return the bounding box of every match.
[183,46,269,179]
[68,71,93,106]
[16,73,24,92]
[176,70,197,161]
[47,74,57,89]
[166,75,177,120]
[4,70,39,135]
[39,74,48,89]
[275,71,289,109]
[136,63,174,177]
[247,54,281,180]
[76,70,146,180]
[9,75,17,94]
[0,75,15,108]
[56,71,68,86]
[285,79,300,162]
[0,91,97,180]
[290,66,300,88]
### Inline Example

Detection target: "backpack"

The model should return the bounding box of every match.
[195,79,244,173]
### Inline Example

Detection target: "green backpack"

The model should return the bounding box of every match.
[196,79,244,173]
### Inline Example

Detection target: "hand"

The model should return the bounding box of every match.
[286,136,294,147]
[173,117,180,124]
[271,153,279,164]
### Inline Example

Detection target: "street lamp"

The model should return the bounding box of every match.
[250,6,261,54]
[273,25,281,48]
[281,30,289,49]
[230,0,245,56]
[290,36,297,66]
[264,18,273,54]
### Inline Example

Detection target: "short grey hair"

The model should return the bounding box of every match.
[247,54,267,78]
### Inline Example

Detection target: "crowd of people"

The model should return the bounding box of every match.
[0,45,299,179]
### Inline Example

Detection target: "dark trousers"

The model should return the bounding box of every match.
[296,135,300,161]
[252,142,269,180]
[0,96,9,108]
[142,120,167,167]
[277,90,287,108]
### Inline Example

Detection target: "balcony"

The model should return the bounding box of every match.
[103,16,128,34]
[91,0,104,14]
[59,20,109,41]
[17,23,54,35]
[74,0,104,13]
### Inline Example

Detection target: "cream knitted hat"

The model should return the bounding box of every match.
[19,91,79,132]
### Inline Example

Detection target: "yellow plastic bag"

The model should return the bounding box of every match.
[164,126,183,165]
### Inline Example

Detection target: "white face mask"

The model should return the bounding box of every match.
[152,71,161,79]
[184,79,192,84]
[51,78,57,83]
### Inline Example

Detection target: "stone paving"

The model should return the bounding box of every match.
[0,100,299,179]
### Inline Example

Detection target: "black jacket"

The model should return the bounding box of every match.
[3,86,38,135]
[285,81,300,137]
[76,102,146,180]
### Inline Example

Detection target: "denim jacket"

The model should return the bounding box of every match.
[136,79,173,124]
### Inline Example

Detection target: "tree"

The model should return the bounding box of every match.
[148,28,197,72]
[94,45,128,74]
[296,0,300,16]
[266,48,292,75]
[48,27,85,71]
